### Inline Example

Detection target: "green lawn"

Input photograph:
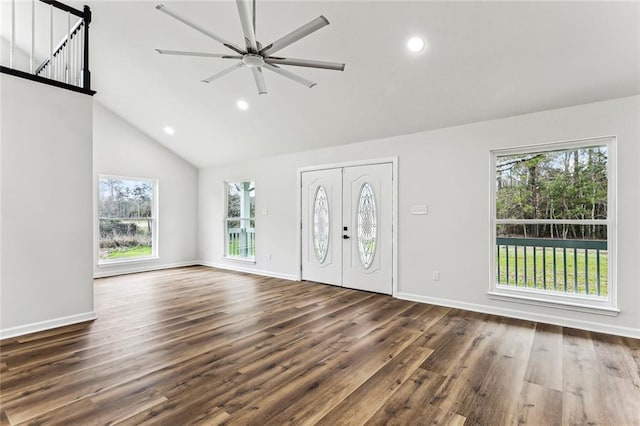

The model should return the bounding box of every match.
[107,245,153,259]
[497,246,608,296]
[227,241,255,257]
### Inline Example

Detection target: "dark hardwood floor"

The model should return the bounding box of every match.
[1,266,638,425]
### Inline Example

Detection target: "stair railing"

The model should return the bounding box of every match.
[2,0,93,94]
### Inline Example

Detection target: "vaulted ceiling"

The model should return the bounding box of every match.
[4,1,640,167]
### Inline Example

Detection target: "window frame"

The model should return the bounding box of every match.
[223,180,256,262]
[97,174,159,265]
[488,137,618,315]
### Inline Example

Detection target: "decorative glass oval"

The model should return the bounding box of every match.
[357,182,377,269]
[313,186,330,263]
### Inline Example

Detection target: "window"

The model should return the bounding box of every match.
[225,181,255,260]
[490,137,616,313]
[357,182,377,269]
[313,186,330,263]
[98,176,157,263]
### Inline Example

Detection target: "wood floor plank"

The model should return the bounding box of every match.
[6,398,100,426]
[418,310,489,374]
[398,304,451,333]
[427,315,533,425]
[592,331,640,386]
[224,319,421,424]
[562,327,602,425]
[0,411,10,426]
[524,322,564,391]
[514,381,563,425]
[0,266,638,425]
[316,342,434,425]
[259,324,423,424]
[563,328,640,426]
[364,368,462,426]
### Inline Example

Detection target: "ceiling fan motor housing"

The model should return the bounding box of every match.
[242,54,265,68]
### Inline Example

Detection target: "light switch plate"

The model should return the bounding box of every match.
[411,205,428,215]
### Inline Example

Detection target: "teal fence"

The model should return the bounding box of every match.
[496,237,607,296]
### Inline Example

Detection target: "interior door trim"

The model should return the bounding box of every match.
[296,157,398,297]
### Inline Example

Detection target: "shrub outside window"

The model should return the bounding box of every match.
[490,137,616,312]
[225,181,255,259]
[98,176,157,263]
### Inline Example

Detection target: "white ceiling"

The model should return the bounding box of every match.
[4,1,640,168]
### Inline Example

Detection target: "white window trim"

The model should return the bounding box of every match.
[97,174,159,265]
[222,255,256,264]
[489,136,617,314]
[223,181,255,261]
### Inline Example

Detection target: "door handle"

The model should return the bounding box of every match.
[343,235,350,239]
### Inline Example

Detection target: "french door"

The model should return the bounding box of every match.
[301,163,393,294]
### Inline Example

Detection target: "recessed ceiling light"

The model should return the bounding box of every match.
[164,126,175,135]
[407,36,425,53]
[237,100,249,110]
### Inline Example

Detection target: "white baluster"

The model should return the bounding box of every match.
[75,30,79,85]
[49,4,53,78]
[30,0,35,73]
[71,31,76,85]
[66,11,70,83]
[10,0,15,68]
[79,25,84,86]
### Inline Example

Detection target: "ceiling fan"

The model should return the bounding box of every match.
[155,1,345,94]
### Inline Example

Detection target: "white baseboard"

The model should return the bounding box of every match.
[0,311,97,340]
[94,261,198,278]
[198,260,298,281]
[396,292,640,339]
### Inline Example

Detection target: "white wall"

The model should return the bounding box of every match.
[93,103,198,277]
[199,95,640,338]
[1,73,95,338]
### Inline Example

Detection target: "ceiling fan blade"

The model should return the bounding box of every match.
[263,63,316,88]
[252,0,256,35]
[260,16,329,56]
[156,49,241,59]
[265,57,345,71]
[202,62,245,83]
[251,67,267,95]
[236,0,258,53]
[156,4,245,55]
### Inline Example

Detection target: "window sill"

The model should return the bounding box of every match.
[222,256,256,264]
[488,288,619,317]
[98,256,159,267]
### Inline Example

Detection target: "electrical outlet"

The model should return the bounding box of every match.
[432,271,440,281]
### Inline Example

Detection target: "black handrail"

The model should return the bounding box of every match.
[0,65,95,96]
[39,0,84,18]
